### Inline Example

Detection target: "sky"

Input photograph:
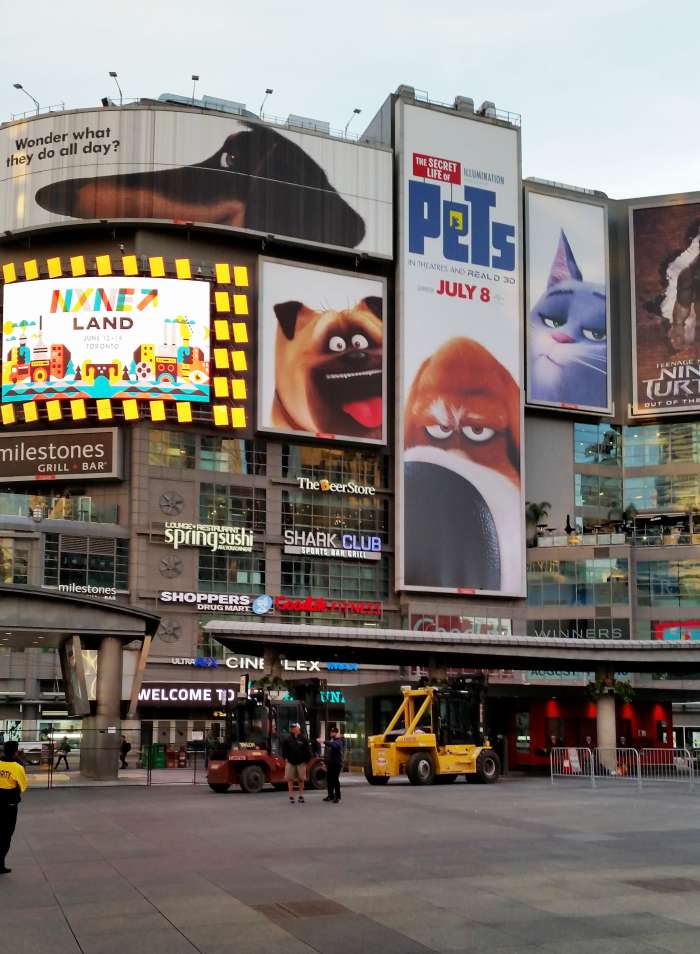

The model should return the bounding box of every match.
[2,0,699,200]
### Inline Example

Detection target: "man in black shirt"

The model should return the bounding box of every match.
[323,726,344,803]
[281,723,311,804]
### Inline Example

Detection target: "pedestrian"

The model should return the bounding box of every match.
[119,736,132,769]
[0,741,28,874]
[323,726,344,804]
[54,736,71,771]
[281,722,311,804]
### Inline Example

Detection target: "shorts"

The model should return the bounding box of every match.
[284,762,307,783]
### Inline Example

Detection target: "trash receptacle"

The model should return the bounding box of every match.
[149,744,166,769]
[166,746,178,769]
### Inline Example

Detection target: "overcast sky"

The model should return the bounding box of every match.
[3,0,698,200]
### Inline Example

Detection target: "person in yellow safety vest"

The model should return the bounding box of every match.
[0,741,28,874]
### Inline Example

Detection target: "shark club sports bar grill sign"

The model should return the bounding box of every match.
[283,529,382,561]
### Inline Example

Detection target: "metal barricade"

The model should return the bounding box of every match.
[592,747,642,789]
[639,748,695,789]
[550,747,595,788]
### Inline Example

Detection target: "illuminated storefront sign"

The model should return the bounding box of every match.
[275,594,381,617]
[167,656,360,673]
[295,476,376,496]
[0,428,121,482]
[164,523,253,553]
[282,529,382,561]
[138,683,236,706]
[159,591,253,611]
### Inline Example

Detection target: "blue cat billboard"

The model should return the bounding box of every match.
[525,190,611,414]
[396,100,525,597]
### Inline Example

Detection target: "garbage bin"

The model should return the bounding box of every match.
[166,746,178,769]
[149,744,166,769]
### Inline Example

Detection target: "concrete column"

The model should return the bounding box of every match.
[595,668,618,774]
[264,648,283,681]
[80,637,123,780]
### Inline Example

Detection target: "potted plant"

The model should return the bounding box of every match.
[525,501,551,546]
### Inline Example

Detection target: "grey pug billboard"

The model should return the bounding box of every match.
[1,107,392,256]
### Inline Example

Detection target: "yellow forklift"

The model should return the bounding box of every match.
[365,676,500,785]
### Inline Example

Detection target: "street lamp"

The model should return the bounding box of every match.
[344,107,361,137]
[191,74,199,105]
[259,88,273,117]
[13,83,39,115]
[108,71,122,106]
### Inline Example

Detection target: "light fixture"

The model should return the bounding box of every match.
[191,74,199,105]
[108,71,122,106]
[344,107,361,137]
[13,83,39,115]
[259,87,273,117]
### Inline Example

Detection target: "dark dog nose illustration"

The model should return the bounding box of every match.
[35,123,366,249]
[404,461,501,590]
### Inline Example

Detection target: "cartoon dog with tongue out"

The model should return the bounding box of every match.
[271,296,383,439]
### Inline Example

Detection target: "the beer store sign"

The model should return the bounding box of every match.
[164,522,253,553]
[0,428,121,482]
[296,476,376,496]
[283,530,382,561]
[138,683,236,707]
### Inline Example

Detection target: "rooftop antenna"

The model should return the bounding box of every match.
[108,72,122,107]
[13,83,39,115]
[191,74,199,105]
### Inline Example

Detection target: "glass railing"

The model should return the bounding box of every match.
[532,531,700,548]
[0,492,118,524]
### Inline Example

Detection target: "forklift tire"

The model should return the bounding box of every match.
[407,751,436,786]
[434,774,458,784]
[364,763,390,785]
[239,765,266,794]
[475,751,501,784]
[308,761,327,791]
[208,783,231,793]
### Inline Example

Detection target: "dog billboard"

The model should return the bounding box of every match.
[258,259,386,444]
[396,102,525,596]
[630,201,700,415]
[526,190,611,414]
[1,106,392,258]
[1,277,210,405]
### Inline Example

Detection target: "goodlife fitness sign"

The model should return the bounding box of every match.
[0,428,121,482]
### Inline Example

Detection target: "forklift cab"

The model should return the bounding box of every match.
[435,689,485,748]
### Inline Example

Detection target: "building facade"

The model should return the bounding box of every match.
[0,89,699,765]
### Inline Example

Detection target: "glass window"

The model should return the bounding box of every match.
[198,551,265,593]
[623,422,700,468]
[574,423,621,466]
[281,558,389,601]
[43,534,128,592]
[527,559,628,606]
[0,539,29,584]
[282,490,389,542]
[148,430,196,468]
[282,444,388,487]
[199,484,266,533]
[199,437,266,476]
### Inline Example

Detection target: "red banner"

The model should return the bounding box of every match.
[412,152,461,184]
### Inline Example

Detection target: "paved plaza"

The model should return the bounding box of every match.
[3,776,700,953]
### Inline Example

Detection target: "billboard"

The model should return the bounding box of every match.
[526,191,610,413]
[396,102,525,596]
[631,201,700,415]
[2,277,210,404]
[0,428,121,481]
[0,107,392,257]
[258,259,386,444]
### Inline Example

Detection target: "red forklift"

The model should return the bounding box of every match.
[207,687,327,794]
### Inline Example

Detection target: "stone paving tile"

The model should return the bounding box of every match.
[60,896,157,923]
[540,940,673,954]
[76,929,198,954]
[496,914,622,945]
[649,933,700,954]
[151,896,267,928]
[597,912,697,937]
[282,912,433,954]
[371,909,527,952]
[178,918,317,951]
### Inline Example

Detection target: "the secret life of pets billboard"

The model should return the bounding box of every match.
[0,107,392,258]
[525,191,611,415]
[395,101,526,597]
[630,200,700,416]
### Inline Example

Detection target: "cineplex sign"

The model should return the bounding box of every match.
[0,428,121,482]
[159,591,382,618]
